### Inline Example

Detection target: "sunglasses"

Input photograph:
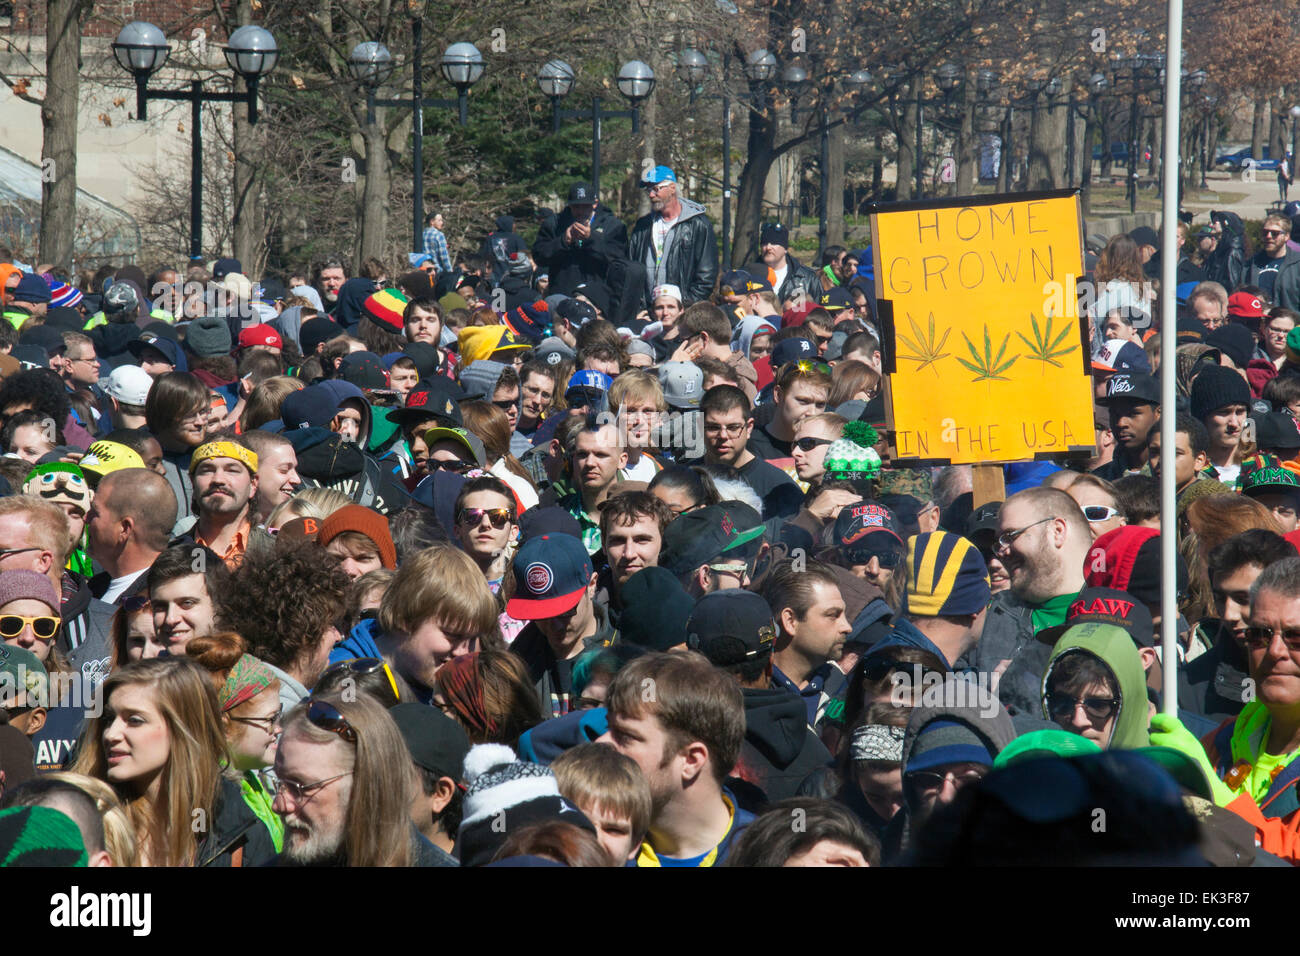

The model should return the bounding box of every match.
[1241,626,1300,651]
[0,615,60,640]
[457,507,515,529]
[845,548,902,568]
[307,698,357,743]
[0,546,43,560]
[1262,229,1287,237]
[429,457,470,474]
[1044,692,1121,721]
[1080,505,1120,523]
[996,516,1055,550]
[492,398,518,412]
[322,657,401,704]
[793,436,833,452]
[907,768,986,792]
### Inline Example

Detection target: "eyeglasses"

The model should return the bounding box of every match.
[0,546,43,560]
[0,615,60,640]
[667,502,701,518]
[428,457,469,474]
[704,421,747,437]
[995,516,1055,550]
[307,698,357,744]
[1080,505,1121,523]
[1241,625,1300,651]
[1045,691,1121,721]
[907,767,986,793]
[793,436,833,452]
[321,657,401,704]
[229,705,283,734]
[845,548,902,569]
[457,507,515,529]
[274,772,353,804]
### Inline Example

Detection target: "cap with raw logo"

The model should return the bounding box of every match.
[506,533,594,620]
[1098,372,1161,407]
[657,361,704,410]
[1035,586,1155,647]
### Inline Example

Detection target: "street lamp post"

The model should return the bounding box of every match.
[679,48,735,270]
[1290,104,1300,174]
[349,32,484,252]
[113,21,279,263]
[540,59,655,196]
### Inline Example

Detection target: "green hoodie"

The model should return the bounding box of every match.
[1041,622,1149,750]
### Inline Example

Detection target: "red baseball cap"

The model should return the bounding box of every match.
[239,324,283,349]
[1227,291,1264,319]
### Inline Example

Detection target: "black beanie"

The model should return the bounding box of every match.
[1190,365,1252,421]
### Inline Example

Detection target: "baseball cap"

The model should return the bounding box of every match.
[1251,412,1300,453]
[518,506,583,542]
[686,590,777,666]
[657,361,704,410]
[1091,339,1151,374]
[0,644,47,706]
[1227,291,1265,319]
[771,336,817,370]
[104,365,154,406]
[719,270,752,296]
[640,165,677,186]
[567,182,595,204]
[423,426,486,469]
[965,501,1002,538]
[238,324,283,350]
[1241,463,1300,505]
[906,531,991,617]
[534,336,577,368]
[506,533,594,619]
[390,702,471,782]
[127,333,183,369]
[387,377,464,429]
[564,370,612,405]
[833,500,904,551]
[660,503,766,577]
[79,440,145,479]
[1035,586,1156,647]
[339,350,389,391]
[1098,372,1160,407]
[555,298,597,330]
[818,287,852,312]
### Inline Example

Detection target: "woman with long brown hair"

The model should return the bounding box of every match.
[70,656,277,866]
[460,399,539,509]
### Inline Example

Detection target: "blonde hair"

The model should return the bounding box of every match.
[379,543,500,639]
[0,495,70,569]
[266,486,355,528]
[238,376,304,432]
[40,771,140,867]
[551,743,652,844]
[70,658,230,867]
[608,369,667,413]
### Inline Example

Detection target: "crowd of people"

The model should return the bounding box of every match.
[1,168,1300,869]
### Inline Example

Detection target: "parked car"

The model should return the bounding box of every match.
[1090,142,1130,163]
[1216,147,1281,171]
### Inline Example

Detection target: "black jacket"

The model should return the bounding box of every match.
[1204,212,1248,292]
[532,205,629,298]
[628,198,718,306]
[775,254,822,307]
[733,688,832,804]
[198,777,278,867]
[1182,621,1252,724]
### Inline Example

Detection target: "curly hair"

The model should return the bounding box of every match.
[0,368,71,424]
[216,540,350,677]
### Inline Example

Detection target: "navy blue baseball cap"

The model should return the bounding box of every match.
[771,336,817,369]
[506,533,594,620]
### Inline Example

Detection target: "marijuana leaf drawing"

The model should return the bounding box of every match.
[956,325,1019,382]
[895,312,951,374]
[1016,313,1077,369]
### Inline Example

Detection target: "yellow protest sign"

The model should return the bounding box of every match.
[871,189,1095,465]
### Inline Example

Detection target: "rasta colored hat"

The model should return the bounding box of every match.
[0,806,87,867]
[1241,463,1300,506]
[506,533,593,619]
[906,531,991,617]
[317,503,397,569]
[219,653,278,712]
[362,288,410,332]
[189,440,258,475]
[79,440,145,479]
[822,421,882,483]
[23,463,91,516]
